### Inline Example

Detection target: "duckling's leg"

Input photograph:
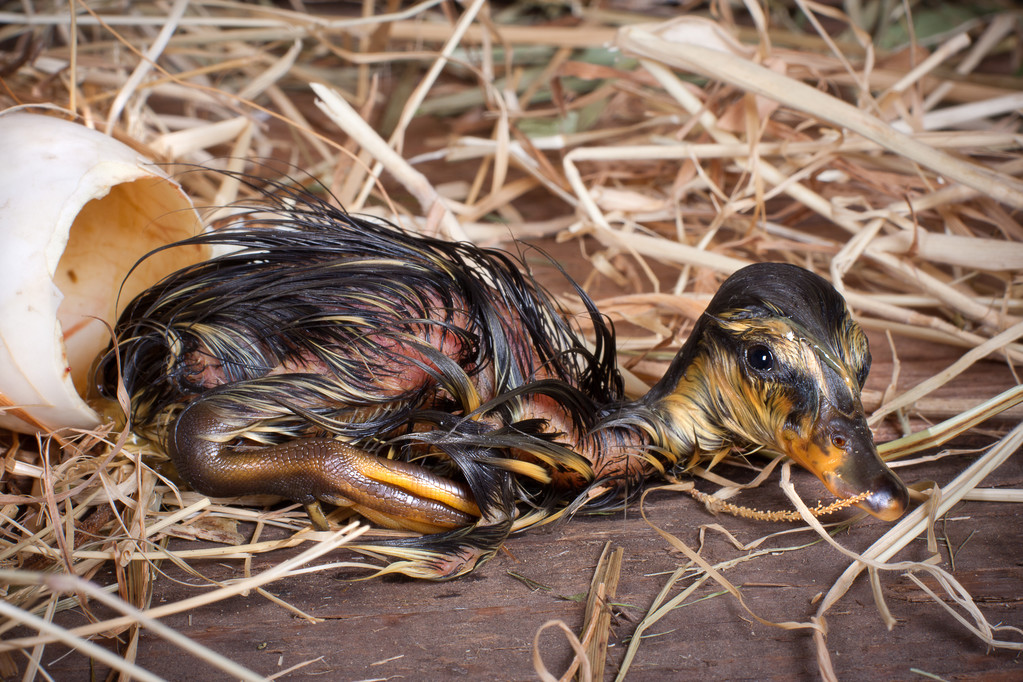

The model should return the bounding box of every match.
[168,398,482,535]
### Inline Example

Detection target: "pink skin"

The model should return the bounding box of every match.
[178,294,647,497]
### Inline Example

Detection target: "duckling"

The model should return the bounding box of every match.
[97,178,907,579]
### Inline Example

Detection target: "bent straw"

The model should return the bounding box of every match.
[616,23,1023,209]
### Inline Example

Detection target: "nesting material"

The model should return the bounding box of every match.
[0,1,1021,679]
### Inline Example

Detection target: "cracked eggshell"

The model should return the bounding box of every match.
[0,112,208,433]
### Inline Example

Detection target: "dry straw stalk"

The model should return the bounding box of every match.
[1,0,1021,678]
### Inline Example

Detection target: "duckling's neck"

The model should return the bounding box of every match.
[585,353,735,486]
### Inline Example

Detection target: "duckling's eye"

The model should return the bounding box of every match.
[745,344,774,372]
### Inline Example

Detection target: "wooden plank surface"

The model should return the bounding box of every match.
[37,446,1023,681]
[34,355,1022,680]
[22,251,1023,681]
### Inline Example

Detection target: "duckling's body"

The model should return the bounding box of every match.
[100,181,907,578]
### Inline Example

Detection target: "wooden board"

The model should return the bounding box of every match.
[12,238,1022,681]
[34,450,1022,681]
[30,328,1023,681]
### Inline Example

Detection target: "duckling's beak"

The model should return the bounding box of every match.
[781,407,908,521]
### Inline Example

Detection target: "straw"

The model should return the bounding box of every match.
[1,1,1020,678]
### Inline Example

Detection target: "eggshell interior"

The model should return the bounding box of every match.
[0,112,207,433]
[55,178,208,400]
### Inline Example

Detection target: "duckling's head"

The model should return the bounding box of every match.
[649,263,908,521]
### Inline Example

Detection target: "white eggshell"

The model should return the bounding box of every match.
[0,112,207,433]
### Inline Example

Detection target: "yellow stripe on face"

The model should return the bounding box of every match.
[716,315,865,411]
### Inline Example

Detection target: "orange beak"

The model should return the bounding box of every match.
[780,408,908,521]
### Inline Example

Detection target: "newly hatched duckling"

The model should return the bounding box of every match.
[98,180,907,578]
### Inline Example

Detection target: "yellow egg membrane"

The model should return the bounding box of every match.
[53,177,207,401]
